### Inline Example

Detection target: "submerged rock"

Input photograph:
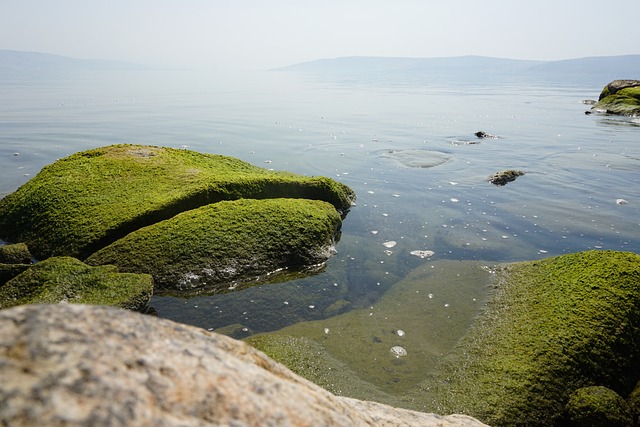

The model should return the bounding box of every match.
[591,80,640,116]
[488,169,524,186]
[0,257,152,310]
[0,304,489,427]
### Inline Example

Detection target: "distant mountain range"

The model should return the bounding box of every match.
[277,55,640,84]
[1,50,638,84]
[0,50,151,76]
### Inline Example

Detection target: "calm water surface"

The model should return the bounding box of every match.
[1,68,639,341]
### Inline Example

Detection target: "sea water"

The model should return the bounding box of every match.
[1,68,639,349]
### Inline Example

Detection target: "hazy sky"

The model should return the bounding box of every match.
[2,0,638,69]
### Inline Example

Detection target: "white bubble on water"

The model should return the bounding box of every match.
[383,241,397,248]
[396,329,405,337]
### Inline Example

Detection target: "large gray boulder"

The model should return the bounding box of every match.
[0,304,487,427]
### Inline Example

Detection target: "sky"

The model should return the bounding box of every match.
[1,0,639,70]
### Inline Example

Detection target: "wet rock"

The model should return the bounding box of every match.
[86,198,342,292]
[0,243,31,264]
[474,131,500,139]
[488,169,524,186]
[591,80,640,116]
[0,144,355,293]
[0,257,153,310]
[565,386,632,427]
[0,144,355,260]
[0,263,31,286]
[0,304,489,427]
[434,250,640,426]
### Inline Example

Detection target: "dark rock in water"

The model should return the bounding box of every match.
[474,131,501,139]
[591,80,640,116]
[0,304,489,427]
[488,169,524,186]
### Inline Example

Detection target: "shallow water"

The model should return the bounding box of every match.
[1,69,639,389]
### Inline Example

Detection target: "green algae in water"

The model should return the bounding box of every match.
[428,250,640,426]
[247,259,494,404]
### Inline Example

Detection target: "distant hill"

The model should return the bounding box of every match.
[0,50,151,77]
[277,55,640,85]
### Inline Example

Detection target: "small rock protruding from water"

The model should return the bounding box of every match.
[475,131,501,139]
[489,170,525,186]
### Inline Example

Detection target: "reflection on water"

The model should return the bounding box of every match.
[1,69,639,395]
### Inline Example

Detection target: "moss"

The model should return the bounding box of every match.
[86,198,342,292]
[488,169,525,186]
[565,386,632,427]
[430,250,640,426]
[628,380,640,426]
[594,86,640,116]
[0,263,31,286]
[0,243,32,264]
[0,256,153,310]
[247,260,493,406]
[0,144,355,260]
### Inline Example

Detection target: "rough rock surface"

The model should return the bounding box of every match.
[0,144,355,260]
[86,198,341,292]
[592,79,640,116]
[0,304,488,427]
[0,257,153,310]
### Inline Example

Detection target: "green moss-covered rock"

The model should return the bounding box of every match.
[488,169,524,186]
[0,257,153,310]
[565,386,632,427]
[592,80,640,116]
[86,198,342,292]
[0,144,355,260]
[0,243,32,264]
[431,250,640,426]
[627,380,640,426]
[0,263,31,286]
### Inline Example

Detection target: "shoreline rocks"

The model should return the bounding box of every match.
[0,257,153,310]
[590,79,640,116]
[0,144,355,296]
[0,304,488,427]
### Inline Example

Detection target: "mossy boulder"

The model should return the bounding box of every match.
[432,250,640,426]
[488,169,524,186]
[86,198,342,292]
[592,80,640,116]
[0,257,153,310]
[0,144,355,260]
[0,263,32,286]
[565,386,632,427]
[0,243,32,264]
